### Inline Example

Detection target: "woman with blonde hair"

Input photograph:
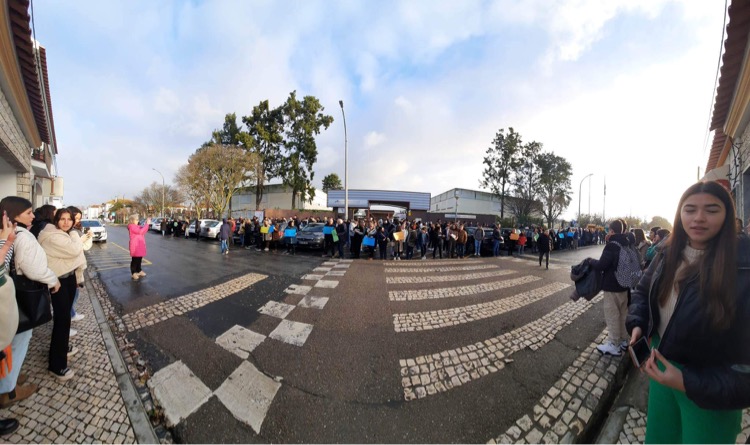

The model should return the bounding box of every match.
[127,214,151,281]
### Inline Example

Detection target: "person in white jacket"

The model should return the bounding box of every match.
[38,208,89,382]
[0,197,60,407]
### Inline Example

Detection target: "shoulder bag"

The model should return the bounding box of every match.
[10,254,52,333]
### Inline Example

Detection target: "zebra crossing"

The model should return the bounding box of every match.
[147,259,354,435]
[84,241,152,272]
[383,255,626,442]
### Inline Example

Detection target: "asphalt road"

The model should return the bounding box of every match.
[87,226,609,443]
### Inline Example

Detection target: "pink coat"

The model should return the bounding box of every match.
[128,223,149,257]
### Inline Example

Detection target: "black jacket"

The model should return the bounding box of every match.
[625,237,750,410]
[537,233,551,253]
[589,233,630,292]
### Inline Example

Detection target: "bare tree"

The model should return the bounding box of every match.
[185,144,259,218]
[133,182,184,217]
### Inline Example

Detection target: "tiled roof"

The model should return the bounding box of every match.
[706,129,728,172]
[710,1,750,132]
[39,47,56,153]
[7,0,51,145]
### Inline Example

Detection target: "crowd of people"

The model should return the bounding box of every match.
[186,215,611,262]
[0,198,93,435]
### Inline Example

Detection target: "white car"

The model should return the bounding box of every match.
[188,219,218,237]
[200,220,223,239]
[80,219,107,242]
[150,217,166,232]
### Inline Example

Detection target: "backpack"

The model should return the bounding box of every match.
[610,240,642,288]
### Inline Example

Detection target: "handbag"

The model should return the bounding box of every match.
[10,256,52,334]
[363,236,376,247]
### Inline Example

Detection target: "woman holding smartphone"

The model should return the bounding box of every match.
[626,181,750,443]
[38,208,90,381]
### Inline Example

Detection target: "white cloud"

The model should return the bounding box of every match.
[364,131,387,149]
[35,0,725,222]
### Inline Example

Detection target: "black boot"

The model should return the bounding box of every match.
[0,418,19,435]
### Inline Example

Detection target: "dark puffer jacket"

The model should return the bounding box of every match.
[588,233,630,292]
[625,236,750,410]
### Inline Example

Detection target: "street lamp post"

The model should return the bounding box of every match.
[338,100,348,221]
[578,173,593,224]
[153,168,165,218]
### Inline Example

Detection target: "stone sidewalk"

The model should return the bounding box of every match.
[0,274,156,443]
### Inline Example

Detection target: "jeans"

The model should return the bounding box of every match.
[0,330,32,392]
[456,243,465,258]
[220,239,228,254]
[70,288,80,317]
[493,239,501,256]
[406,245,414,260]
[379,242,388,260]
[474,240,481,255]
[337,240,344,258]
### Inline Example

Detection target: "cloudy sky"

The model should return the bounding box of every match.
[35,0,725,222]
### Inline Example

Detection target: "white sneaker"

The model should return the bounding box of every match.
[596,341,622,356]
[71,313,85,322]
[67,346,79,357]
[619,340,629,351]
[69,328,78,337]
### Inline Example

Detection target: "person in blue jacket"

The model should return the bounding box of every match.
[626,181,750,443]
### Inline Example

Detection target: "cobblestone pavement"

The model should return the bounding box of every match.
[488,330,621,444]
[1,281,137,444]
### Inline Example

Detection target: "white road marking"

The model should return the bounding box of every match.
[313,267,332,273]
[297,295,329,309]
[326,270,347,276]
[269,319,314,346]
[315,280,339,288]
[285,284,312,295]
[385,264,499,274]
[148,361,212,427]
[386,269,514,284]
[389,276,541,301]
[122,273,267,331]
[258,301,296,319]
[392,282,571,332]
[384,259,480,267]
[400,294,604,400]
[216,325,267,359]
[215,361,282,434]
[301,274,326,281]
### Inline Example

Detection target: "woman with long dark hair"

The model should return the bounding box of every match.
[38,208,87,381]
[0,197,60,403]
[626,181,750,443]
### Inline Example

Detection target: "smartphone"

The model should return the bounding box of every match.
[83,227,90,234]
[628,337,651,368]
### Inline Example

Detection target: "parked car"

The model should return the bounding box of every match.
[200,220,222,240]
[466,227,501,256]
[80,219,107,243]
[187,219,218,238]
[150,217,166,232]
[295,223,326,250]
